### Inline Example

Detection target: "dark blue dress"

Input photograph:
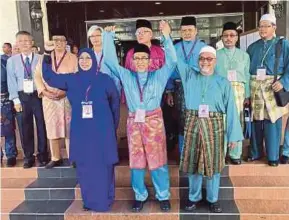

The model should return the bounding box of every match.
[42,48,120,212]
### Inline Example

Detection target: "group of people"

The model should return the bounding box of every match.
[1,12,289,214]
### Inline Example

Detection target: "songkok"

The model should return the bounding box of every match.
[133,43,150,55]
[222,22,237,32]
[51,28,66,37]
[199,46,216,57]
[181,16,196,26]
[87,25,103,37]
[260,14,276,25]
[136,19,152,30]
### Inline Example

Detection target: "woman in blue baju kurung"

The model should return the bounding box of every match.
[41,47,120,212]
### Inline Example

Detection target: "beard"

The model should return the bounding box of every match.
[200,67,213,75]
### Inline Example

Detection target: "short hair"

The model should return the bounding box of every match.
[16,31,32,38]
[87,25,103,37]
[3,43,12,48]
[32,45,38,49]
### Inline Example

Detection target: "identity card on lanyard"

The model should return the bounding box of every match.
[198,76,209,118]
[227,70,237,82]
[21,54,34,94]
[224,48,237,82]
[82,85,93,119]
[257,40,275,81]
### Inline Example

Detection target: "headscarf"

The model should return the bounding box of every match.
[77,48,98,80]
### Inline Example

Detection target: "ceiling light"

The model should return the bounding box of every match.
[216,2,223,6]
[155,2,162,5]
[159,12,164,15]
[99,9,105,13]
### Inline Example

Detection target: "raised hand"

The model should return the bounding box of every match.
[104,26,116,32]
[44,41,55,52]
[159,20,171,37]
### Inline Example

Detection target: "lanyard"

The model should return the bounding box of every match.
[85,85,92,102]
[84,54,103,102]
[181,40,198,63]
[261,39,275,67]
[199,74,210,103]
[136,73,150,103]
[20,53,34,78]
[97,54,103,73]
[54,51,67,72]
[224,48,237,69]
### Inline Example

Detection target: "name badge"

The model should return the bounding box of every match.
[198,104,209,118]
[257,68,266,81]
[227,70,237,82]
[134,109,146,123]
[23,79,34,93]
[82,101,93,119]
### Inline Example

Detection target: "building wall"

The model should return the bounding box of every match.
[0,0,19,48]
[276,1,289,39]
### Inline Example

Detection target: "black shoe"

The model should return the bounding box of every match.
[209,202,222,213]
[132,200,146,212]
[160,200,171,211]
[23,160,34,169]
[185,200,197,211]
[268,160,279,167]
[247,156,261,162]
[6,157,17,167]
[45,160,63,169]
[82,205,90,211]
[70,161,76,168]
[38,161,48,167]
[280,155,289,164]
[230,158,242,165]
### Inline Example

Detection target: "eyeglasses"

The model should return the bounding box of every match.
[53,39,66,43]
[222,34,238,38]
[258,25,273,29]
[89,34,102,38]
[133,57,150,62]
[135,30,151,36]
[199,57,215,62]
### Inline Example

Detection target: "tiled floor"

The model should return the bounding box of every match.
[236,200,289,214]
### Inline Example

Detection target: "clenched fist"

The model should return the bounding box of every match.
[104,26,116,32]
[44,41,55,52]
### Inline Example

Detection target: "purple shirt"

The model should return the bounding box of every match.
[125,44,165,72]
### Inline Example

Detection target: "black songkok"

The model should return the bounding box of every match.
[136,19,152,30]
[133,43,150,55]
[181,16,196,26]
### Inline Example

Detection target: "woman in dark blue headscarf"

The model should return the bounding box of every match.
[42,47,120,212]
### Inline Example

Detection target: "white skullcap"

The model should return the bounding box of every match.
[87,25,104,37]
[260,14,276,25]
[199,46,216,57]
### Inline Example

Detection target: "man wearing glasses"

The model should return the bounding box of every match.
[166,16,206,155]
[103,21,176,212]
[247,14,289,166]
[173,43,243,213]
[215,22,250,165]
[7,31,49,168]
[125,19,165,71]
[34,29,78,169]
